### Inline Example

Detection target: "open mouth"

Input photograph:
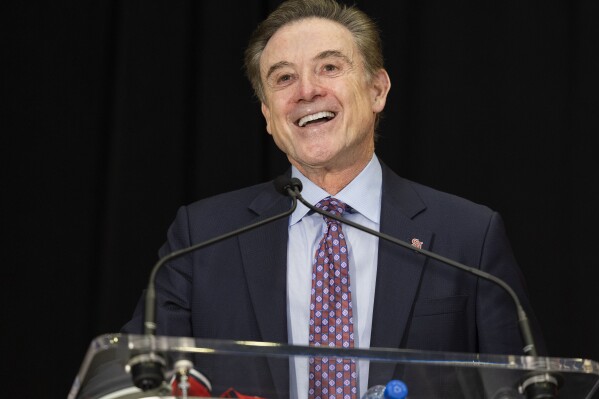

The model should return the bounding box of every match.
[296,111,336,127]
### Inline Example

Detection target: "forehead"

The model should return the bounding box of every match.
[260,18,358,73]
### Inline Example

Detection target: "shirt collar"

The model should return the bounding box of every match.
[289,155,382,225]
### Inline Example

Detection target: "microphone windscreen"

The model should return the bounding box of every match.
[273,176,296,196]
[290,177,303,193]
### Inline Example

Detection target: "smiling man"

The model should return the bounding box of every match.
[123,1,544,398]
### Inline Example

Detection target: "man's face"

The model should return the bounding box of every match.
[259,18,390,175]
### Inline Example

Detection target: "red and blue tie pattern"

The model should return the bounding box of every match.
[308,197,357,399]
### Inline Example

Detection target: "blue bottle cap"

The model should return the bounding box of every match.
[384,379,408,399]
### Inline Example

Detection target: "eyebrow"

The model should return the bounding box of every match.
[264,50,353,80]
[265,61,293,81]
[314,49,353,66]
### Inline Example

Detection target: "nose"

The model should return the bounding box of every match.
[295,73,325,102]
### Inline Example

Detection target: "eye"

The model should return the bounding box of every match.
[271,72,296,87]
[278,74,292,83]
[323,64,338,72]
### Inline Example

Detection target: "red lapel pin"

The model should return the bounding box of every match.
[411,238,423,249]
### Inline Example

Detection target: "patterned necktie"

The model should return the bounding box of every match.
[308,197,357,399]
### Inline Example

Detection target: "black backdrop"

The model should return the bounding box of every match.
[3,1,599,397]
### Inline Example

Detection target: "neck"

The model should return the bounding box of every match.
[293,153,372,195]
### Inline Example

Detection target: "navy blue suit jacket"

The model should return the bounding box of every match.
[123,163,543,397]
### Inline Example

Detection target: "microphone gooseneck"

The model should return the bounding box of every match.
[131,177,299,391]
[286,183,559,399]
[144,177,299,336]
[289,187,538,357]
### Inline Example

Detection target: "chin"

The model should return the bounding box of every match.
[297,149,337,165]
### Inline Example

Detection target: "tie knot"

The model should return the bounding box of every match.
[315,197,347,217]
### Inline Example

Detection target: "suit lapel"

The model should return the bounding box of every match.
[237,186,290,397]
[369,165,434,385]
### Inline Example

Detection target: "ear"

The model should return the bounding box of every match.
[370,68,391,113]
[261,102,273,135]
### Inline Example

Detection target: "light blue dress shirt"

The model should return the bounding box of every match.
[287,155,382,399]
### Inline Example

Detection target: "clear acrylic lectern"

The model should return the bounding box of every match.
[69,334,599,399]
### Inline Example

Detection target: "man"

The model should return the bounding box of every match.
[123,0,544,398]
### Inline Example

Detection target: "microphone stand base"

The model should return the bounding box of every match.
[519,373,561,399]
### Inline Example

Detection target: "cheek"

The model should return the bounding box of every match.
[262,102,288,136]
[267,113,292,142]
[347,81,371,106]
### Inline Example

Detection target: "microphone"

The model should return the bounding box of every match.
[283,177,559,398]
[128,178,299,391]
[273,174,303,195]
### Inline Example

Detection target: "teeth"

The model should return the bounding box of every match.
[298,111,335,127]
